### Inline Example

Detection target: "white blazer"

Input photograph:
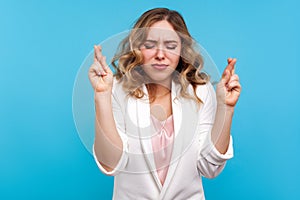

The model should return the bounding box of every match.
[93,78,234,200]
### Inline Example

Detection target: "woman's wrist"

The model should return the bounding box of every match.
[217,102,235,113]
[94,90,112,103]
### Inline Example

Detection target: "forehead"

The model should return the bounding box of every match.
[146,20,180,41]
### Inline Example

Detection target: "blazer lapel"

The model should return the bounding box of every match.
[136,85,163,190]
[159,81,184,198]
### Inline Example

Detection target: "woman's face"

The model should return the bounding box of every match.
[140,20,181,85]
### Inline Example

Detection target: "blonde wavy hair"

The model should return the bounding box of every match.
[111,8,209,104]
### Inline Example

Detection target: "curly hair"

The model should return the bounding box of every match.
[111,8,209,104]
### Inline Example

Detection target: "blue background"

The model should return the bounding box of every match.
[0,0,299,199]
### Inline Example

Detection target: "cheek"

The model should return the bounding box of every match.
[166,47,181,65]
[141,49,155,63]
[167,53,181,66]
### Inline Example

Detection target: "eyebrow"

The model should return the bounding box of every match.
[144,39,179,44]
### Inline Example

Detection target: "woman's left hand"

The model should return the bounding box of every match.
[216,58,242,108]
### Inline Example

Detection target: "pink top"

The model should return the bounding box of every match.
[151,115,174,186]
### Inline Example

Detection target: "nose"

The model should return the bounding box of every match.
[155,47,165,60]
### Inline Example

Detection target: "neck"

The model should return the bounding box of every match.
[146,83,171,100]
[155,77,172,92]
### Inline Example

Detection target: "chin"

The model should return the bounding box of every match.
[142,66,175,84]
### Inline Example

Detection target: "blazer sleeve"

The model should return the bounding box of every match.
[196,83,234,179]
[93,81,129,176]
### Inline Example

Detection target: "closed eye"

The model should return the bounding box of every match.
[143,43,155,49]
[141,40,179,50]
[143,40,157,49]
[166,45,177,50]
[165,41,178,50]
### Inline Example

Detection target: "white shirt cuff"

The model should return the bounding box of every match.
[201,135,234,166]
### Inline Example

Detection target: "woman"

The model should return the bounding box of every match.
[88,8,241,200]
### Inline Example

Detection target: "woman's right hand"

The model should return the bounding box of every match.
[88,45,113,93]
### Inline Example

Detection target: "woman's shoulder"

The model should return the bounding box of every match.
[112,76,124,88]
[194,82,215,100]
[112,76,126,97]
[192,82,216,108]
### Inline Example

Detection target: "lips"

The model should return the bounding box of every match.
[151,64,169,70]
